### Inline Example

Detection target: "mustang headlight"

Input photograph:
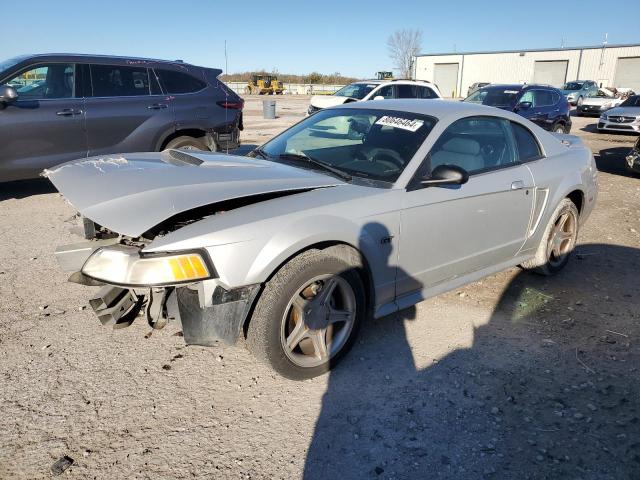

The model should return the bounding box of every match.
[81,245,213,286]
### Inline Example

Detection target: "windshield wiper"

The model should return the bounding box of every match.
[278,153,352,182]
[253,147,270,160]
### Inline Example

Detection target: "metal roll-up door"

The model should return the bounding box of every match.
[532,61,568,87]
[434,63,459,98]
[614,57,640,91]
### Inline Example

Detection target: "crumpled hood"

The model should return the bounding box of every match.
[309,95,351,109]
[45,151,343,237]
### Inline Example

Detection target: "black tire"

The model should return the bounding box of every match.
[553,123,566,134]
[246,248,366,380]
[576,110,583,117]
[164,136,210,151]
[521,198,579,276]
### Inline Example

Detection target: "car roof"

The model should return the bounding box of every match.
[13,53,195,67]
[333,98,522,120]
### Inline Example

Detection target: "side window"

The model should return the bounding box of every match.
[533,90,554,107]
[519,90,534,106]
[418,86,436,99]
[429,116,516,175]
[397,84,418,98]
[90,65,150,97]
[156,69,206,94]
[373,85,394,99]
[550,91,561,105]
[511,122,542,162]
[6,64,75,100]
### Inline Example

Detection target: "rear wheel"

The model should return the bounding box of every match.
[164,136,209,151]
[521,198,579,276]
[246,248,365,380]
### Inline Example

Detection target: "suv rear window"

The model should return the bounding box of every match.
[90,65,151,97]
[156,69,206,94]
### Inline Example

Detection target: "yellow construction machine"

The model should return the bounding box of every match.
[245,74,284,95]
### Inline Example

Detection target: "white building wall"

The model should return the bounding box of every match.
[414,45,640,97]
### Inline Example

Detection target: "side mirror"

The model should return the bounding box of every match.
[372,95,384,101]
[514,101,532,111]
[421,164,469,187]
[0,85,18,106]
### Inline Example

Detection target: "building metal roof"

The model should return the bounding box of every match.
[416,43,640,58]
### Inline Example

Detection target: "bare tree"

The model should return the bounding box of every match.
[386,29,423,79]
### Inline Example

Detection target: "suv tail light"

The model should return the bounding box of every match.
[217,100,244,110]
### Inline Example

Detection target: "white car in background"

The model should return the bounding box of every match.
[307,80,441,115]
[578,88,635,117]
[598,95,640,133]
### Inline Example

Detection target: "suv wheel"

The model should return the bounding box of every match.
[246,248,365,380]
[165,136,209,151]
[553,124,566,134]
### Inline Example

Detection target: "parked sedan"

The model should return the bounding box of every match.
[598,95,640,134]
[0,54,244,182]
[49,100,597,379]
[464,84,572,133]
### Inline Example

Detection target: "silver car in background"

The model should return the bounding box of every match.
[598,95,640,133]
[49,100,598,379]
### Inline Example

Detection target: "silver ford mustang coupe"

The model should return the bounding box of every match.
[49,100,598,379]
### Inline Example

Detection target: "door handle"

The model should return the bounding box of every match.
[56,109,82,116]
[511,180,525,190]
[148,103,168,110]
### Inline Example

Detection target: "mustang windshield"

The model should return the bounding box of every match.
[464,87,521,108]
[260,108,436,182]
[333,83,377,100]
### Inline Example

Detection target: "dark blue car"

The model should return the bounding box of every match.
[463,84,572,134]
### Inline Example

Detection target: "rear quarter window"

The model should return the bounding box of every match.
[511,122,542,162]
[157,69,207,94]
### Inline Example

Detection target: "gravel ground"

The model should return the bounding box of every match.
[0,97,639,479]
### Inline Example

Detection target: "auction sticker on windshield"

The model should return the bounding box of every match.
[375,116,424,132]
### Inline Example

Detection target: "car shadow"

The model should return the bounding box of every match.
[594,147,637,178]
[303,243,640,479]
[0,178,57,201]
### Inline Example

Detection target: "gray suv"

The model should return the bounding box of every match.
[0,54,244,182]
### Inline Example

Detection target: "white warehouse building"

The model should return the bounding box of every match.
[413,43,640,98]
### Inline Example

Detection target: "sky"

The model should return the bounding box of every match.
[2,0,639,78]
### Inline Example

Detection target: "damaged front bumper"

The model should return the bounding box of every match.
[55,240,260,346]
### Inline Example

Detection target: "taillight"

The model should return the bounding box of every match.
[217,100,244,109]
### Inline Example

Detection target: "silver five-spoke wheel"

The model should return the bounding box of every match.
[281,275,356,368]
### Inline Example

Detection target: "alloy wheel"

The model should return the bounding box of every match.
[280,274,356,368]
[547,210,578,268]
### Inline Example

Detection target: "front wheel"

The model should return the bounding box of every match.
[553,124,566,133]
[246,248,365,380]
[521,198,579,276]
